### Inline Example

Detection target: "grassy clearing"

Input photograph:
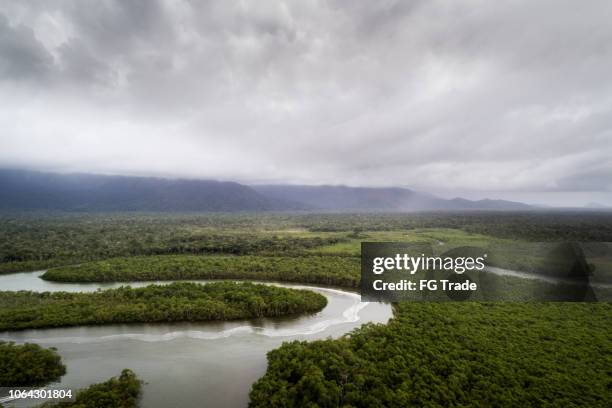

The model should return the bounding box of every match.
[308,228,512,256]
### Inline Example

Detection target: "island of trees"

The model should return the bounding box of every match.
[0,282,327,331]
[0,341,66,387]
[41,255,359,288]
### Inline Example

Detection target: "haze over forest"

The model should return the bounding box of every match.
[0,1,611,206]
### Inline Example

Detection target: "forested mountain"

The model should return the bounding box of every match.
[0,169,304,212]
[252,185,533,211]
[0,169,532,212]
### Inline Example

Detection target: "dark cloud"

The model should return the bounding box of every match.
[58,39,113,85]
[0,13,54,80]
[0,0,610,206]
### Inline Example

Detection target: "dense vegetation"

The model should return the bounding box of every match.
[0,341,66,386]
[0,213,343,274]
[2,211,612,274]
[2,212,612,407]
[299,211,612,241]
[40,369,141,408]
[0,282,327,331]
[250,302,612,408]
[40,254,612,302]
[42,255,360,287]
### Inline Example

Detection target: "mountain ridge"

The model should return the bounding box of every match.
[0,169,304,212]
[252,184,532,211]
[0,169,533,212]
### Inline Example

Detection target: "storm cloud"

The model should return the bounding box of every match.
[0,0,611,206]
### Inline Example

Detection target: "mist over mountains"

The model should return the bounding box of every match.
[252,185,532,211]
[0,169,533,212]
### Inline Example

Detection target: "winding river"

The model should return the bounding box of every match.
[3,265,607,407]
[0,271,393,408]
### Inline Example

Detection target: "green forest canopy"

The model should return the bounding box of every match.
[250,302,612,408]
[0,282,327,331]
[42,255,360,287]
[39,369,141,408]
[0,341,66,387]
[2,211,612,274]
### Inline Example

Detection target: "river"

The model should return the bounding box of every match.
[0,271,393,408]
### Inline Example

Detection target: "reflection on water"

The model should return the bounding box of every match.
[0,272,393,408]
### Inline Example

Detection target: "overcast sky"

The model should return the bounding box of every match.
[1,0,611,206]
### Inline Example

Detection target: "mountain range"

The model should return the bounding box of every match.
[0,169,533,212]
[252,185,532,211]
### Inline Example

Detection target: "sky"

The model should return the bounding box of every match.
[0,0,611,207]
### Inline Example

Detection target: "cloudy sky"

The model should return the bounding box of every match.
[1,0,611,206]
